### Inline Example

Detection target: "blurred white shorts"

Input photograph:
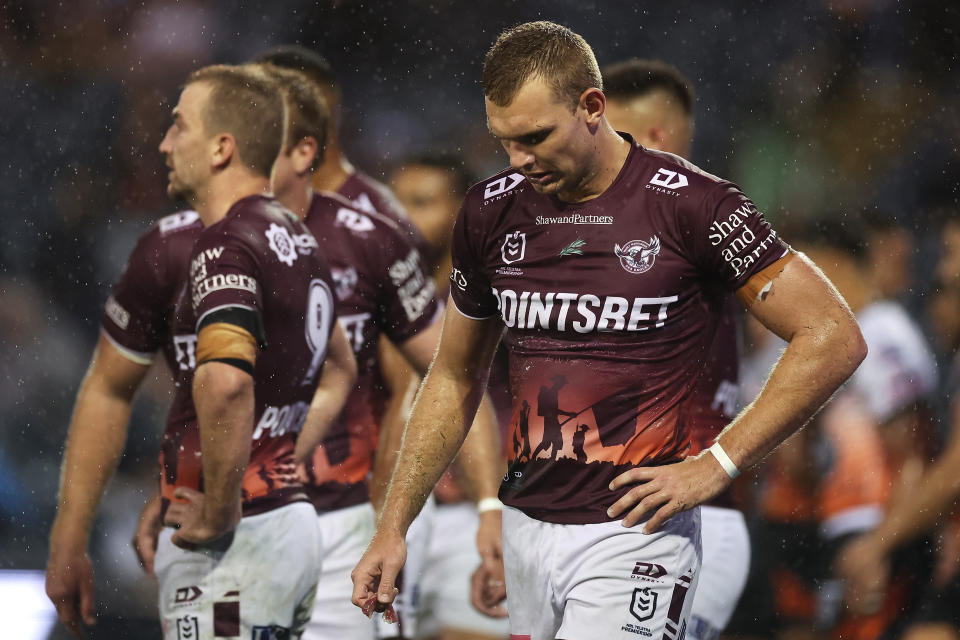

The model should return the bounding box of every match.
[156,501,321,640]
[503,505,701,640]
[687,506,750,640]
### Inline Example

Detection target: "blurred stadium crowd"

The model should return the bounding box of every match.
[1,0,958,638]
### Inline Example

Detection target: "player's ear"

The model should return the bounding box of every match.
[211,133,237,170]
[580,88,605,127]
[291,136,318,174]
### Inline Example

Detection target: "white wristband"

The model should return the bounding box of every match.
[708,442,740,479]
[477,497,504,514]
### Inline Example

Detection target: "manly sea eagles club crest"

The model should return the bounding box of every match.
[501,230,526,264]
[615,236,660,274]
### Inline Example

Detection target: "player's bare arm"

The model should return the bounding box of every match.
[351,306,503,611]
[46,333,151,635]
[166,361,253,546]
[294,322,357,463]
[609,253,867,532]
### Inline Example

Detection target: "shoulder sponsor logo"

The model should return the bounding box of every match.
[335,206,375,232]
[450,267,468,292]
[105,296,130,330]
[559,238,586,256]
[614,237,660,274]
[266,223,297,266]
[192,273,257,307]
[708,202,780,278]
[492,289,678,333]
[159,210,200,234]
[629,587,658,623]
[649,168,688,190]
[389,250,435,321]
[535,213,613,225]
[483,173,525,200]
[501,231,526,264]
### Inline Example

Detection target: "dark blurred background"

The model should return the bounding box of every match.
[0,0,957,637]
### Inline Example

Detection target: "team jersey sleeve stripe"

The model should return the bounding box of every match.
[450,295,498,321]
[100,329,155,365]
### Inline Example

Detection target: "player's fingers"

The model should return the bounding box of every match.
[609,466,655,491]
[79,569,96,626]
[376,557,403,604]
[607,481,660,519]
[163,503,185,528]
[350,560,379,608]
[621,490,670,528]
[172,486,202,503]
[642,500,681,534]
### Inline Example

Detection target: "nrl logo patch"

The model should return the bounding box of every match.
[501,230,526,264]
[266,223,298,267]
[630,587,658,622]
[615,236,660,274]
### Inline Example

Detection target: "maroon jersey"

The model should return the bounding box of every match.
[302,192,441,511]
[450,137,790,523]
[162,195,338,517]
[101,211,202,371]
[337,171,430,256]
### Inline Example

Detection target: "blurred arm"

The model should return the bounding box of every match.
[295,323,358,463]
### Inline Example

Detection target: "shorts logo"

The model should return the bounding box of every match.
[632,562,667,580]
[629,587,658,623]
[265,223,297,266]
[614,237,660,274]
[174,585,203,604]
[501,231,526,264]
[649,168,688,189]
[252,625,291,639]
[175,615,199,639]
[484,173,524,200]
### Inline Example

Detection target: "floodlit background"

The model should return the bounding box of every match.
[0,1,957,638]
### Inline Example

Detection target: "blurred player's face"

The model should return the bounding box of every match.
[605,93,692,157]
[159,82,214,203]
[390,165,459,253]
[486,77,598,199]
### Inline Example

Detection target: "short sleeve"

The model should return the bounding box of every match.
[375,227,441,344]
[685,184,790,291]
[449,200,498,319]
[101,233,170,363]
[188,231,262,331]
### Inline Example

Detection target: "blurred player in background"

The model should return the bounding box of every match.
[603,57,749,640]
[259,62,503,640]
[353,21,866,640]
[388,153,511,640]
[46,64,358,639]
[837,215,960,640]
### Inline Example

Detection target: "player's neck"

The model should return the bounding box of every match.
[312,142,354,193]
[194,173,271,226]
[278,181,313,221]
[559,126,631,203]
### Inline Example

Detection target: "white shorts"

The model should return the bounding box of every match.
[687,506,750,640]
[303,502,377,640]
[503,506,701,640]
[156,501,321,640]
[374,495,436,639]
[417,502,511,638]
